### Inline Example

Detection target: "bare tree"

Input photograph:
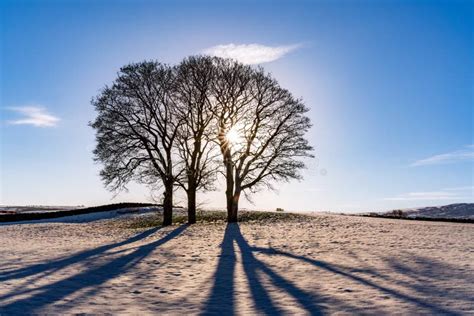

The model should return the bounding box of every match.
[174,56,219,224]
[210,58,314,222]
[90,61,180,226]
[90,57,312,225]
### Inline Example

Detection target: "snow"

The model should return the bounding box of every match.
[0,207,160,226]
[0,213,472,315]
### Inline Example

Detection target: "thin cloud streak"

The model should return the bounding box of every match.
[7,106,60,127]
[384,189,473,201]
[411,145,474,166]
[444,186,474,191]
[202,43,301,64]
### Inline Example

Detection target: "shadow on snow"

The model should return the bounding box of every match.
[0,225,187,314]
[0,223,469,315]
[202,224,325,316]
[201,223,464,316]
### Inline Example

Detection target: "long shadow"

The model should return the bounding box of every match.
[0,227,161,283]
[200,224,238,315]
[202,224,324,315]
[345,249,474,304]
[0,225,187,315]
[253,246,462,315]
[383,254,474,303]
[203,223,464,315]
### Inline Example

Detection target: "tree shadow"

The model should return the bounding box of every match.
[253,247,464,315]
[0,225,187,315]
[382,254,474,304]
[202,223,465,315]
[317,248,473,313]
[202,224,326,315]
[0,226,161,283]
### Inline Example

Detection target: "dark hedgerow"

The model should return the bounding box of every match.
[121,210,311,230]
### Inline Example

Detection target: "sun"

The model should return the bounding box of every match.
[226,125,244,150]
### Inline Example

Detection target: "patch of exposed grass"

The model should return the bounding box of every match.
[121,210,311,229]
[123,214,162,229]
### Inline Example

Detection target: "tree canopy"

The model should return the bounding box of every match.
[91,56,313,225]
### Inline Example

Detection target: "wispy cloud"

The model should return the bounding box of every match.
[385,186,473,201]
[411,145,474,166]
[444,186,474,192]
[202,43,301,64]
[7,106,60,127]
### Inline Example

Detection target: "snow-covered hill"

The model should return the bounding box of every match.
[395,203,474,219]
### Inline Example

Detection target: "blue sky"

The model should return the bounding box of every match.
[1,0,473,212]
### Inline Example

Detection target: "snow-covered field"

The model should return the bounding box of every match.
[0,212,473,315]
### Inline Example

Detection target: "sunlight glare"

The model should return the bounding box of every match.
[226,125,244,150]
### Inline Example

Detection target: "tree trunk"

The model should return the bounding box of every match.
[225,155,237,222]
[162,181,173,226]
[226,192,236,222]
[227,190,240,223]
[187,186,197,224]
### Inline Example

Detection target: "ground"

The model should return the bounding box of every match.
[0,212,473,315]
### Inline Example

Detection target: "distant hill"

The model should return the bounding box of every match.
[0,203,159,222]
[388,203,474,219]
